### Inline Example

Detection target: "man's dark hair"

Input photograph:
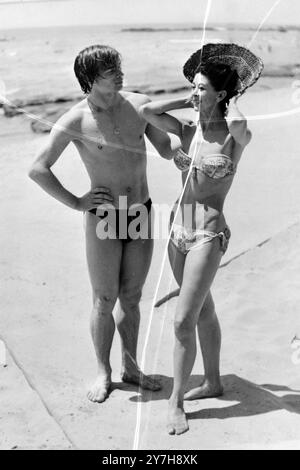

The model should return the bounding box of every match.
[74,45,122,94]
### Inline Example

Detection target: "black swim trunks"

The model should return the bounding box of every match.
[88,198,152,243]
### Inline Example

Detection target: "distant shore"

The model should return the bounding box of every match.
[121,24,295,33]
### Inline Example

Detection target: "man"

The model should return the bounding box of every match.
[29,45,172,403]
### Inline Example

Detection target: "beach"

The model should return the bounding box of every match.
[1,84,300,449]
[1,23,300,450]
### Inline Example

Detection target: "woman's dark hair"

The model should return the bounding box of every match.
[195,63,239,115]
[74,45,122,94]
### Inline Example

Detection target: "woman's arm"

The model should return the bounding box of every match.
[140,96,193,139]
[226,96,252,147]
[145,124,175,160]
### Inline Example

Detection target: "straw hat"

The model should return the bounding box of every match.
[183,43,264,94]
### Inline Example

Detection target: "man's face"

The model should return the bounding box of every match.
[93,67,124,94]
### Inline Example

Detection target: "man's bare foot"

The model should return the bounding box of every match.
[184,379,223,401]
[121,369,161,391]
[87,375,111,403]
[167,401,189,435]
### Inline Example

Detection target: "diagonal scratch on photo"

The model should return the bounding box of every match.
[1,0,300,453]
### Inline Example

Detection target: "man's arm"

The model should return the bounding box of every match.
[226,96,252,147]
[28,109,114,210]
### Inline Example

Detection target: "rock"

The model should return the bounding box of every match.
[30,108,68,133]
[3,103,24,117]
[3,94,81,118]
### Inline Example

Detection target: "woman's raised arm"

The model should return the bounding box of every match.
[226,96,252,147]
[140,96,193,139]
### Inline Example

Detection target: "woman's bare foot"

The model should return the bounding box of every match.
[167,400,189,435]
[184,379,223,401]
[87,375,111,403]
[121,369,161,391]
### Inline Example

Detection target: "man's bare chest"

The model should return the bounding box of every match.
[80,106,146,150]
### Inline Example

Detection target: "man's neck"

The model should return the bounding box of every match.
[88,90,122,112]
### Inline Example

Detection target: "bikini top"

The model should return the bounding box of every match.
[174,147,236,179]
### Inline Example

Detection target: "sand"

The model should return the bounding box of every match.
[0,86,300,450]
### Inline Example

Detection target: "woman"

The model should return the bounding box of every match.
[140,43,263,435]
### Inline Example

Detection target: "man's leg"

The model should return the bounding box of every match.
[85,212,122,403]
[116,236,160,391]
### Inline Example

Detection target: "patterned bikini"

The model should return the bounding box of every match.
[170,147,235,255]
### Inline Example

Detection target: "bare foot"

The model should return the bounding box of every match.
[121,370,161,391]
[87,375,111,403]
[184,379,223,401]
[167,401,189,435]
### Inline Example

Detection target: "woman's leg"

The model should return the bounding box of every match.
[184,291,223,400]
[168,238,223,434]
[168,240,186,287]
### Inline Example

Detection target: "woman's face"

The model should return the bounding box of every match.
[191,72,225,113]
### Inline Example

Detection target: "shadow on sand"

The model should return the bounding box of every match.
[118,374,300,420]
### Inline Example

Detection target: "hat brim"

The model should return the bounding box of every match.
[183,43,264,94]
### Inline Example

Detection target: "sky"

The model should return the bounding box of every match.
[0,0,299,30]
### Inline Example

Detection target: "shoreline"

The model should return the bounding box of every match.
[0,75,294,127]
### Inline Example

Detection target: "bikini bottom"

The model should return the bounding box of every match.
[170,223,231,255]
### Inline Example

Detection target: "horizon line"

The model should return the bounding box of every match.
[0,20,299,31]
